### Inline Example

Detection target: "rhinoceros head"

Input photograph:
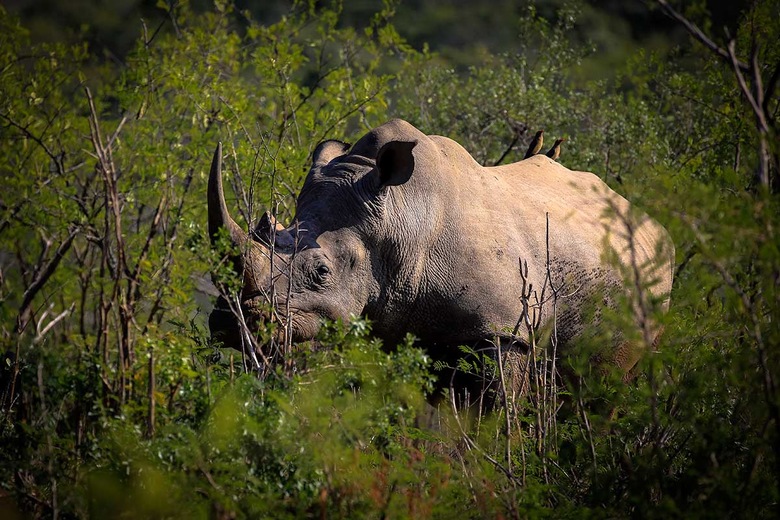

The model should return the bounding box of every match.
[207,123,423,351]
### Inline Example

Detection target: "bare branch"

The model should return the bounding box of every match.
[448,385,521,486]
[0,112,61,165]
[492,134,520,167]
[17,226,79,334]
[727,40,770,134]
[763,59,780,119]
[129,193,167,299]
[34,303,75,344]
[494,336,514,476]
[654,0,750,72]
[147,346,155,438]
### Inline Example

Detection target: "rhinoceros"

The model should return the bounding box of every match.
[208,119,674,388]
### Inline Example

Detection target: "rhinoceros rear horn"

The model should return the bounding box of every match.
[376,140,417,188]
[208,142,249,249]
[312,139,351,168]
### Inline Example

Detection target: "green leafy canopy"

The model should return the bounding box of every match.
[1,0,779,517]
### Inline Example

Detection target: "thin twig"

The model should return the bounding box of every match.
[34,304,74,344]
[654,0,749,71]
[147,346,155,438]
[448,386,521,486]
[16,227,79,335]
[727,40,770,134]
[494,336,514,477]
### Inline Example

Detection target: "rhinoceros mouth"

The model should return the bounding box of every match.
[208,306,241,346]
[208,297,323,350]
[287,311,323,342]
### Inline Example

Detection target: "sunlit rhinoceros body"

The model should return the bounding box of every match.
[208,119,674,378]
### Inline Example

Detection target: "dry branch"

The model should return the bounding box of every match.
[654,0,778,191]
[654,0,749,71]
[16,227,79,335]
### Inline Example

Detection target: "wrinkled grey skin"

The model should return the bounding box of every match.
[209,119,674,378]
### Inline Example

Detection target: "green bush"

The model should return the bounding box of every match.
[1,1,778,517]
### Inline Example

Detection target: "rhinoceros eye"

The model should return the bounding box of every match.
[313,263,330,283]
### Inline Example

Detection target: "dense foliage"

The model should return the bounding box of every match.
[1,0,778,517]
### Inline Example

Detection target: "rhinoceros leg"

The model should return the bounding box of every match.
[496,344,530,398]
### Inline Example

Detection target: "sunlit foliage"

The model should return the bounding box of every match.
[1,1,778,517]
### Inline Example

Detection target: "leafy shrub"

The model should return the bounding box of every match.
[1,0,778,518]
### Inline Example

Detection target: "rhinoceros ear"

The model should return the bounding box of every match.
[253,211,293,249]
[254,211,283,237]
[375,140,417,189]
[312,140,351,168]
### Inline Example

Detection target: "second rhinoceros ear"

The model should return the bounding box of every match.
[312,140,351,168]
[253,211,293,250]
[375,140,417,189]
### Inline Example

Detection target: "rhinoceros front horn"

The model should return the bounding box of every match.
[208,143,248,248]
[208,143,268,296]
